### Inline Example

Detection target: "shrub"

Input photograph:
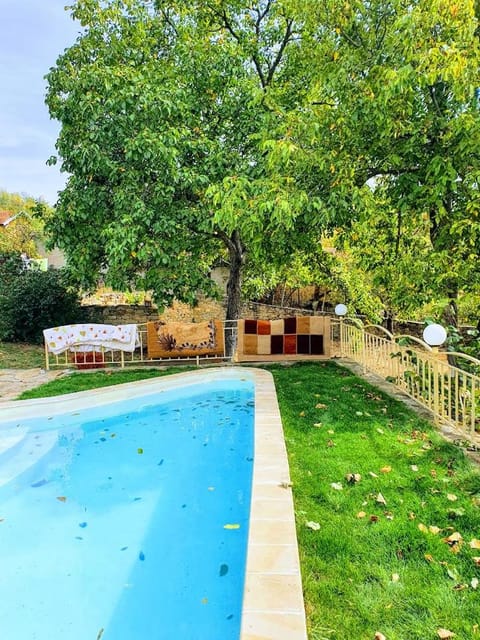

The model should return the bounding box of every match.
[0,268,83,344]
[0,251,24,286]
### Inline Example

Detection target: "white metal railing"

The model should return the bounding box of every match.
[45,321,238,370]
[333,318,480,438]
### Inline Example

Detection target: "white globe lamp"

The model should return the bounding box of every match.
[423,323,447,347]
[335,303,348,317]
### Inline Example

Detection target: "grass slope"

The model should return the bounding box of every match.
[269,362,480,640]
[17,366,196,399]
[0,342,44,368]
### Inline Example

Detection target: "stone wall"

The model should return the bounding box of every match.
[81,298,226,325]
[81,299,475,343]
[81,304,160,325]
[240,301,315,320]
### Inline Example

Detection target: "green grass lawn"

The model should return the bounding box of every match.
[17,366,197,399]
[0,341,45,369]
[10,361,480,638]
[270,362,480,640]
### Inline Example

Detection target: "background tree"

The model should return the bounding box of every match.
[253,0,480,325]
[0,191,47,256]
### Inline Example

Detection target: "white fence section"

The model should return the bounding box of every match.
[44,321,238,370]
[332,318,480,439]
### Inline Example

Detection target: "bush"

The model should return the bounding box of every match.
[0,268,83,344]
[0,251,24,285]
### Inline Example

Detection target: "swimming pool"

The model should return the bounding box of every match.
[0,368,307,640]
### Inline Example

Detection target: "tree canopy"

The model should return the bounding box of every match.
[46,0,316,331]
[258,0,480,323]
[45,0,480,330]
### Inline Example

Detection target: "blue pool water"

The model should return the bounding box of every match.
[0,378,255,639]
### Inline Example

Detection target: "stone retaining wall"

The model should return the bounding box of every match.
[81,300,475,342]
[81,298,225,325]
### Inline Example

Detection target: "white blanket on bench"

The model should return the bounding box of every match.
[43,324,139,355]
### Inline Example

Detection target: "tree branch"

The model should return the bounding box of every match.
[266,18,295,86]
[219,8,267,88]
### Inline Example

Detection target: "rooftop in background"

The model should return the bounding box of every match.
[0,210,14,226]
[0,210,29,227]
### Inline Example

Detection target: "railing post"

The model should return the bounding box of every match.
[339,317,344,357]
[362,325,367,374]
[44,341,50,371]
[432,347,440,425]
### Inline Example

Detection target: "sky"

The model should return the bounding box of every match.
[0,1,82,206]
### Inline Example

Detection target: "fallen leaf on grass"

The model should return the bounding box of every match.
[447,567,460,581]
[327,440,335,447]
[357,511,367,518]
[424,553,435,563]
[437,629,455,639]
[346,473,362,484]
[429,526,441,534]
[418,523,429,533]
[377,428,385,434]
[473,557,480,566]
[370,515,379,523]
[444,531,462,544]
[469,538,480,549]
[380,466,392,473]
[391,573,400,583]
[313,423,323,428]
[410,465,418,472]
[376,493,387,505]
[374,632,386,640]
[443,532,463,553]
[447,494,458,502]
[306,521,321,530]
[316,403,327,409]
[327,429,335,434]
[331,482,343,491]
[369,471,379,478]
[471,578,479,589]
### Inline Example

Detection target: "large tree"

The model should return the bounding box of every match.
[253,0,480,325]
[46,0,480,336]
[45,0,319,344]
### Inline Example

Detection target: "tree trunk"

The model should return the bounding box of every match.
[383,309,394,334]
[224,230,246,356]
[442,287,458,367]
